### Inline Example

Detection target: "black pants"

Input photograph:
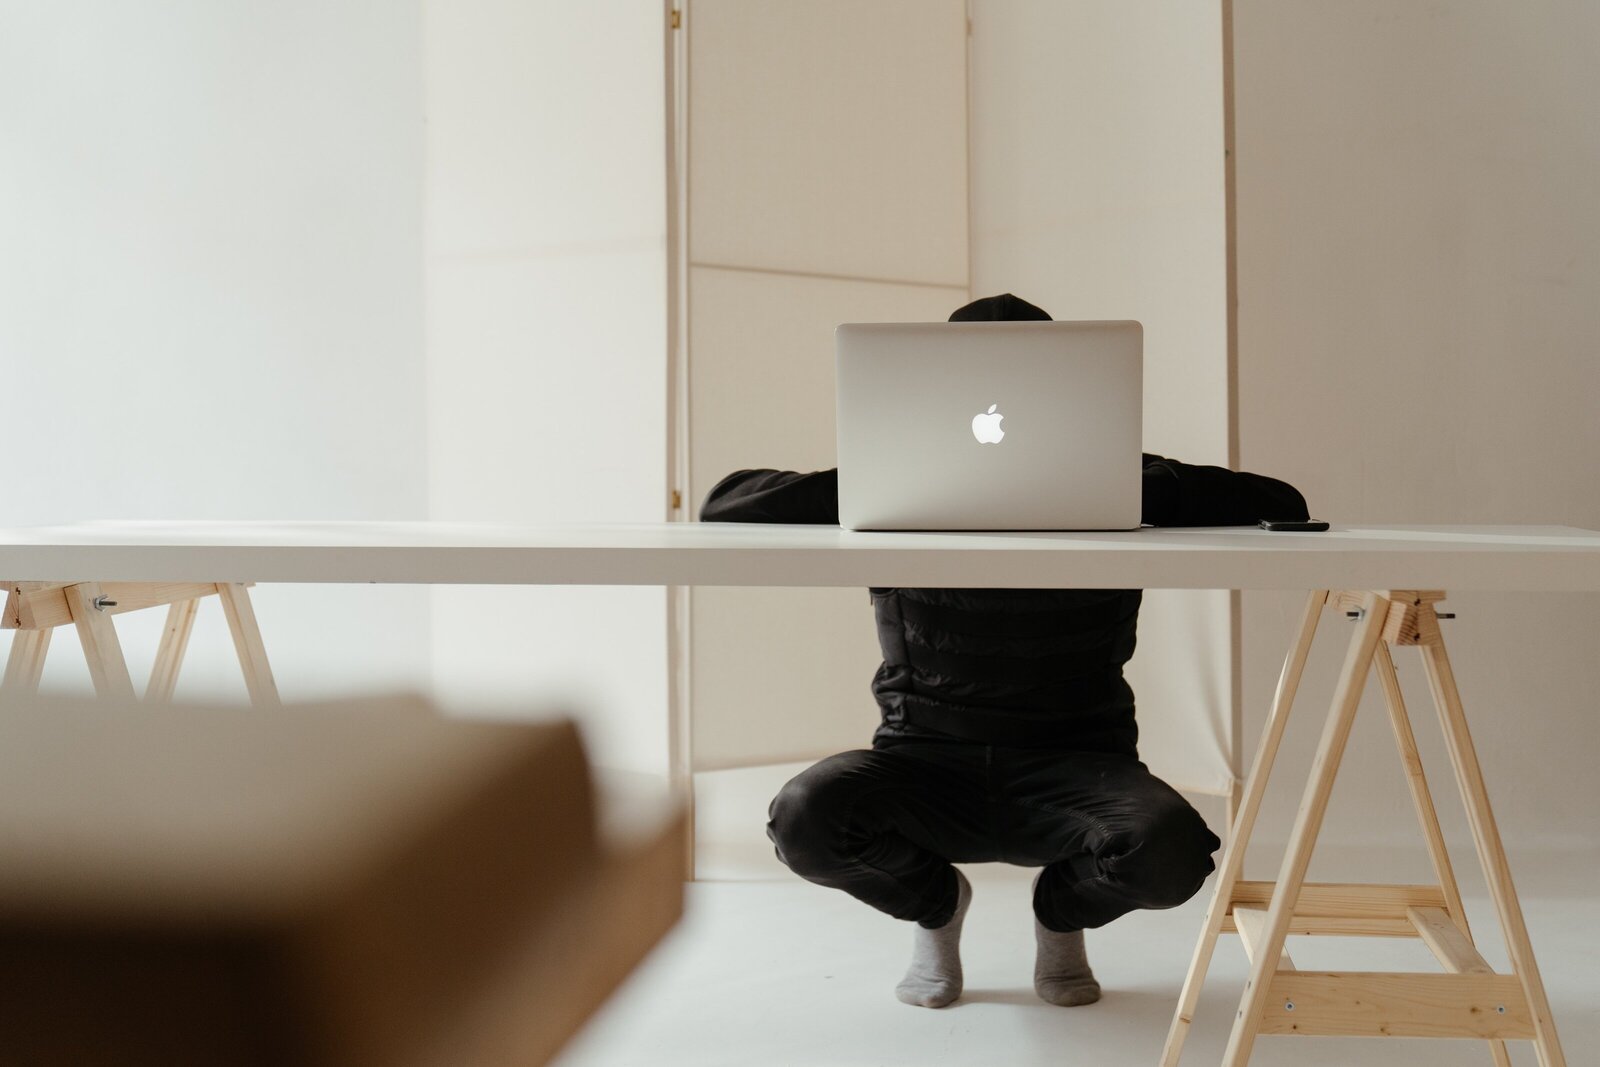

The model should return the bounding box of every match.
[766,741,1222,932]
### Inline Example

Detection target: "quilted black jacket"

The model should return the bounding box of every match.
[700,455,1309,754]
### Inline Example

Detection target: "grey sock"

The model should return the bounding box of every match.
[895,867,971,1008]
[1032,873,1101,1006]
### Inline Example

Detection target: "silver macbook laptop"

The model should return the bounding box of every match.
[835,320,1143,531]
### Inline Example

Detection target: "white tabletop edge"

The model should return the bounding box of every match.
[3,521,1600,591]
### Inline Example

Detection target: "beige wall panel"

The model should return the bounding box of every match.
[1235,1,1600,854]
[968,1,1234,797]
[690,586,885,770]
[687,266,967,503]
[427,0,666,256]
[969,0,1229,465]
[687,0,968,286]
[688,267,966,769]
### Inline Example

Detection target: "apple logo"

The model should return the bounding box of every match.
[972,403,1005,444]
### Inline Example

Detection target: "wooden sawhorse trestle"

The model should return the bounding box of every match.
[2,580,279,707]
[1162,590,1565,1066]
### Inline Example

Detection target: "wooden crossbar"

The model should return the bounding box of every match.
[1220,914,1418,938]
[5,582,240,630]
[1327,589,1447,646]
[1259,972,1533,1039]
[1228,880,1446,919]
[1223,880,1447,935]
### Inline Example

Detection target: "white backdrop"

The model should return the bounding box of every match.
[0,2,671,780]
[0,0,432,702]
[423,0,670,776]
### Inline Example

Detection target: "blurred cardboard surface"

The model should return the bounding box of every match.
[0,693,684,1067]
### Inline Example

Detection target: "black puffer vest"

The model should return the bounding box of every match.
[867,586,1143,755]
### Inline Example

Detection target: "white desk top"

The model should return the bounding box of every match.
[3,521,1600,591]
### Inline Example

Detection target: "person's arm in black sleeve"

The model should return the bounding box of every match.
[699,468,840,525]
[1140,452,1310,527]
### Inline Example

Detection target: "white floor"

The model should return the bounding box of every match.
[557,764,1598,1067]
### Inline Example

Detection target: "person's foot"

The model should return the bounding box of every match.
[895,867,972,1008]
[1032,873,1101,1006]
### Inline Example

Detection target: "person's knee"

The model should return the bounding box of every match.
[1103,806,1221,909]
[766,751,873,875]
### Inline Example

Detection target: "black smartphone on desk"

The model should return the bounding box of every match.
[1260,519,1330,532]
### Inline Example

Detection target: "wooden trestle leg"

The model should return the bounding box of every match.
[217,582,280,708]
[1375,641,1511,1067]
[1161,590,1328,1066]
[147,598,201,704]
[1422,634,1565,1066]
[1219,592,1388,1065]
[2,628,52,696]
[64,581,138,702]
[1164,589,1566,1065]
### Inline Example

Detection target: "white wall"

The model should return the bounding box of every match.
[1235,1,1600,867]
[2,2,673,776]
[0,1,431,701]
[423,0,670,775]
[969,1,1235,797]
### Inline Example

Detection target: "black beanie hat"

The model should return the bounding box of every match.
[947,293,1052,322]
